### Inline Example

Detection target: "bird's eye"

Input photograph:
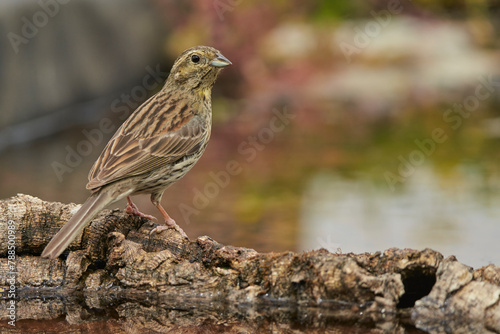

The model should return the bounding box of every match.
[191,54,200,63]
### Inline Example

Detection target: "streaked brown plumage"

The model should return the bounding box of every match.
[42,46,231,259]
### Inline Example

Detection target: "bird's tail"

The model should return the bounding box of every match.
[41,191,114,259]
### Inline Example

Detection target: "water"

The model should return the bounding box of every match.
[0,291,427,333]
[299,167,500,268]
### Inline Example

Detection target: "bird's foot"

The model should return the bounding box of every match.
[150,217,188,238]
[125,198,157,221]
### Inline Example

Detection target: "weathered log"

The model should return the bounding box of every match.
[1,194,500,333]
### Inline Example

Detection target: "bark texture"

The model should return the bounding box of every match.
[1,194,500,333]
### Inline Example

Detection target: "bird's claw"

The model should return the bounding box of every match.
[125,202,157,221]
[150,218,188,238]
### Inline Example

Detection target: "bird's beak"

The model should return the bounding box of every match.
[210,53,232,67]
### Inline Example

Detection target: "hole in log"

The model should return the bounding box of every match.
[397,268,436,308]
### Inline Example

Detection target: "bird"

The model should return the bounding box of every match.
[42,45,231,259]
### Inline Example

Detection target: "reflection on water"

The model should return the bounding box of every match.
[0,291,426,334]
[299,166,500,268]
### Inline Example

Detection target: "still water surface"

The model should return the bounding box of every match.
[300,167,500,268]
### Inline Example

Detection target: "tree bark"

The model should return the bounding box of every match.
[1,194,499,333]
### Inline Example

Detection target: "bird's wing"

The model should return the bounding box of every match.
[86,94,207,191]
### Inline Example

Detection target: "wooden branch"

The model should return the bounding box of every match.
[1,194,499,332]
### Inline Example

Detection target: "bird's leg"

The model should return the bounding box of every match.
[155,202,176,226]
[149,194,188,238]
[125,196,157,221]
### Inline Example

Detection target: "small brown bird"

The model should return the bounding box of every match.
[42,46,231,259]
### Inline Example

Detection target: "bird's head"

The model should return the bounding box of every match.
[166,45,231,94]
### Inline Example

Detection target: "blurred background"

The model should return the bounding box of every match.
[1,0,500,268]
